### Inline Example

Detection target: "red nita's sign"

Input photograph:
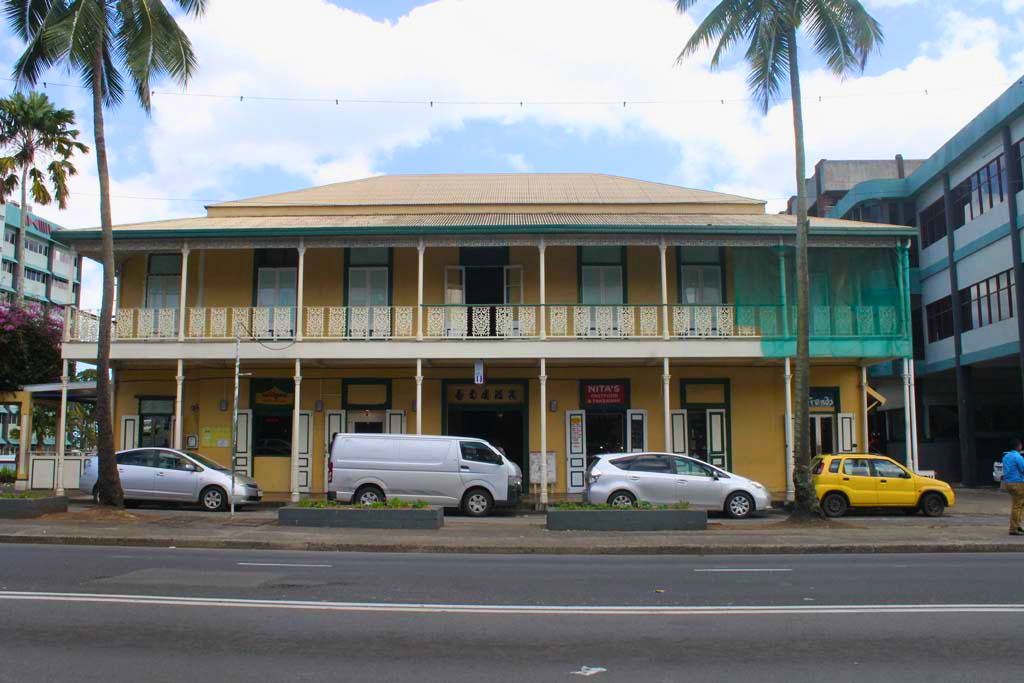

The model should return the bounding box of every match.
[583,382,627,406]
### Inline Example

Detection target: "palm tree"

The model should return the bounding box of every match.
[675,1,882,518]
[5,0,208,506]
[0,91,87,301]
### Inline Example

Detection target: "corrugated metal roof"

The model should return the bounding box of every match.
[57,212,911,234]
[211,173,765,208]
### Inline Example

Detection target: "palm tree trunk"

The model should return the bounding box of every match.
[14,162,28,301]
[787,27,819,519]
[91,38,123,507]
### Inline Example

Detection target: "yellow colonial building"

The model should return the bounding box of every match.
[52,174,914,501]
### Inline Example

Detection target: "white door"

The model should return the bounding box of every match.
[565,410,587,493]
[120,415,140,451]
[234,409,252,477]
[626,409,647,453]
[671,410,688,454]
[706,409,728,469]
[325,410,345,487]
[298,410,313,493]
[838,412,857,453]
[349,266,389,336]
[257,267,297,335]
[386,410,406,435]
[581,265,623,334]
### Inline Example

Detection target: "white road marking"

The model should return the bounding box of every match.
[1,592,1023,616]
[694,568,792,573]
[236,562,332,568]
[572,666,607,676]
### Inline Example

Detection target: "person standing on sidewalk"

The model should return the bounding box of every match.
[1003,439,1024,536]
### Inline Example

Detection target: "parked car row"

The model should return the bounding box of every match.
[79,437,954,519]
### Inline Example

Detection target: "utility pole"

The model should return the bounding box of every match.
[229,336,250,516]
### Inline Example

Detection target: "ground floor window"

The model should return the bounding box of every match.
[138,398,173,448]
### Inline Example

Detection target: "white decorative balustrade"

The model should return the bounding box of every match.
[60,304,906,344]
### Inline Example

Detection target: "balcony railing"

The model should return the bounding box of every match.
[62,303,904,343]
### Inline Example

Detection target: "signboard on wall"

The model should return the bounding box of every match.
[568,413,585,454]
[447,384,523,404]
[201,426,231,448]
[809,387,840,410]
[582,382,627,407]
[255,386,293,406]
[529,451,557,485]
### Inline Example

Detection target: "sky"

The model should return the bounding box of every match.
[2,0,1023,309]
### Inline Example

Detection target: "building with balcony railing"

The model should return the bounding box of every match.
[832,76,1024,485]
[1,204,81,308]
[51,173,913,500]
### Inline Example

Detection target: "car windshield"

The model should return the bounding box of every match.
[183,451,230,472]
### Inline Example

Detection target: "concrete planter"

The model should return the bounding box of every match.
[0,495,68,519]
[546,508,707,531]
[278,506,444,530]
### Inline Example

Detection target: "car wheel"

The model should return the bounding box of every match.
[920,493,946,518]
[462,488,493,517]
[725,492,755,519]
[821,492,849,518]
[354,485,385,506]
[200,486,228,512]
[607,491,637,508]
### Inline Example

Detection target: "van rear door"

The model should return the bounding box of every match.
[458,441,508,503]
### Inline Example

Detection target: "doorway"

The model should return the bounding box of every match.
[585,412,625,469]
[348,410,385,434]
[448,407,526,486]
[810,414,836,456]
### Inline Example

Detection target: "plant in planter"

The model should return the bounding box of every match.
[0,468,16,485]
[280,497,443,529]
[546,500,706,531]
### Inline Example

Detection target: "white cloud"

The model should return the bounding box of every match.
[504,153,532,172]
[7,0,1019,304]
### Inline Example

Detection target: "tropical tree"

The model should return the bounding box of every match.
[675,0,882,518]
[0,90,87,300]
[5,0,209,506]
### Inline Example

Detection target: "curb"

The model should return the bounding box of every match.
[2,534,1024,555]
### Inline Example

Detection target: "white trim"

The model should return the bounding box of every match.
[626,409,648,453]
[234,409,252,477]
[298,410,313,493]
[325,410,345,489]
[385,409,406,435]
[670,410,688,455]
[838,412,856,453]
[120,415,139,451]
[565,409,587,494]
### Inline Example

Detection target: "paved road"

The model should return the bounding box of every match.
[1,545,1021,682]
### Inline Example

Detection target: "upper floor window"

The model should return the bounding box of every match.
[347,247,389,307]
[1,261,12,274]
[25,238,48,256]
[3,230,14,245]
[925,295,953,343]
[951,155,1006,229]
[961,268,1014,333]
[25,268,47,283]
[679,247,723,305]
[580,246,624,305]
[919,198,947,249]
[146,253,182,309]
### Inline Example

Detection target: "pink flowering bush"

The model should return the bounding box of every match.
[0,301,63,391]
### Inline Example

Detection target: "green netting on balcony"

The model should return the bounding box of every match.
[732,246,911,359]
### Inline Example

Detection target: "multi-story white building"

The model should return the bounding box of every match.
[1,204,82,307]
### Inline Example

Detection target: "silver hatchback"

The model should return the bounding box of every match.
[584,452,772,518]
[79,448,262,511]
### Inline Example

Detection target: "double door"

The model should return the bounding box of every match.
[670,409,728,469]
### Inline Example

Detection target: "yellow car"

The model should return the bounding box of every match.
[811,454,955,518]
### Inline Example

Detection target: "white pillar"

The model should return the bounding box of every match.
[539,358,548,505]
[902,357,913,469]
[174,359,184,450]
[295,242,306,341]
[860,366,869,453]
[177,245,190,341]
[538,240,547,340]
[415,358,423,435]
[417,240,425,340]
[291,358,302,502]
[909,360,920,472]
[662,358,671,452]
[784,357,794,502]
[56,359,69,495]
[659,239,670,340]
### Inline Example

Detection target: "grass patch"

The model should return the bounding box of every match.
[296,498,429,510]
[0,491,49,500]
[551,501,691,511]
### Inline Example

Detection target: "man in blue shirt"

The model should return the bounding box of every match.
[1002,439,1024,535]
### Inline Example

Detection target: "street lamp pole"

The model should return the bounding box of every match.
[230,336,241,517]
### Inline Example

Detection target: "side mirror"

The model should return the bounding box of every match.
[184,463,199,472]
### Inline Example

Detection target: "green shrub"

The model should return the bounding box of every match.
[551,501,690,511]
[0,468,16,484]
[295,497,429,510]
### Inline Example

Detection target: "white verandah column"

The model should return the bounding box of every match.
[784,357,794,502]
[295,241,306,340]
[902,358,913,469]
[909,360,920,471]
[417,239,425,340]
[174,359,184,450]
[539,358,548,505]
[415,358,423,435]
[177,244,190,341]
[538,240,546,340]
[659,239,669,340]
[56,359,69,495]
[291,359,302,502]
[662,358,671,452]
[860,366,870,453]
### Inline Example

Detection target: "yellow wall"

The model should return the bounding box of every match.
[111,363,866,500]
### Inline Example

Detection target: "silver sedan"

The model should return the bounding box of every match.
[584,452,772,518]
[79,448,262,511]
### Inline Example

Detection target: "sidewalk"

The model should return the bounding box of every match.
[0,488,1020,555]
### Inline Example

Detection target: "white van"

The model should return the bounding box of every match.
[327,433,524,516]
